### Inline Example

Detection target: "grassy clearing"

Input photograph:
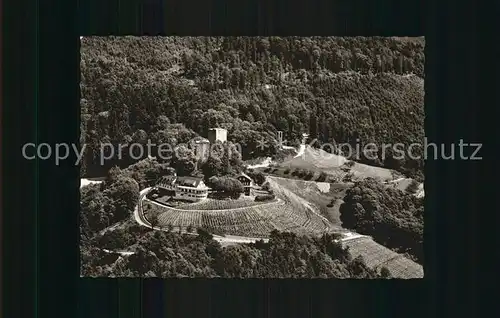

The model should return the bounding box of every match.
[277,146,398,182]
[258,165,343,184]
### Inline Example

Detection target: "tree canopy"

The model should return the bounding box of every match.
[207,176,244,199]
[81,36,424,180]
[81,227,383,279]
[339,178,424,264]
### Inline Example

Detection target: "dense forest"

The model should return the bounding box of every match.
[340,178,424,264]
[80,36,425,180]
[81,225,387,279]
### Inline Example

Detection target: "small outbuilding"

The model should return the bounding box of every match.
[237,172,254,196]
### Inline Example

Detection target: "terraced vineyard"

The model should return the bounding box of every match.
[143,195,334,238]
[342,237,424,279]
[141,175,348,238]
[175,197,276,210]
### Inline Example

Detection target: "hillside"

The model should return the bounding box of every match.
[142,175,339,238]
[341,236,424,279]
[80,36,425,180]
[266,175,351,226]
[280,145,398,182]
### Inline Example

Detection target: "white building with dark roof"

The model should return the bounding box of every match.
[156,175,210,202]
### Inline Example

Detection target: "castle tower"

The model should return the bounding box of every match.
[208,128,227,144]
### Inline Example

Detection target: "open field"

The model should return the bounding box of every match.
[342,236,424,279]
[280,146,397,182]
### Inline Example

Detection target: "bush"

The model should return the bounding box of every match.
[304,170,315,180]
[196,227,213,240]
[380,267,392,278]
[247,171,266,185]
[97,229,133,250]
[328,176,339,183]
[294,169,306,178]
[283,168,291,174]
[342,172,354,182]
[317,172,328,182]
[255,194,276,202]
[261,182,273,193]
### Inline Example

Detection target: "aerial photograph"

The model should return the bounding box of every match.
[79,36,425,278]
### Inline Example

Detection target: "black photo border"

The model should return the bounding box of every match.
[2,0,485,317]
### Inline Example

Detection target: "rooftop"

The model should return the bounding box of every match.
[157,175,203,187]
[158,175,177,185]
[238,172,253,181]
[176,176,203,188]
